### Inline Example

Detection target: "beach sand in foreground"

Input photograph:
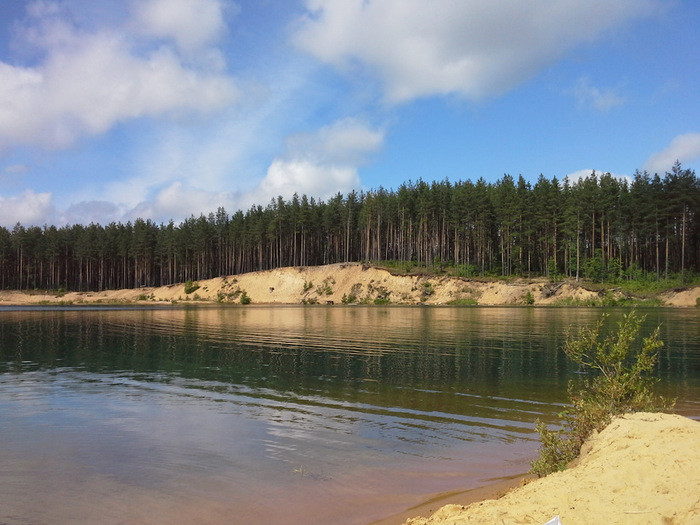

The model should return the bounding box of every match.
[392,412,699,525]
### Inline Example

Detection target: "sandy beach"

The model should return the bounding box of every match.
[393,413,700,525]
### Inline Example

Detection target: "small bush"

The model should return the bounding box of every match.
[524,291,535,305]
[530,310,674,477]
[239,291,251,305]
[420,281,434,301]
[184,279,200,294]
[315,277,334,296]
[341,293,357,304]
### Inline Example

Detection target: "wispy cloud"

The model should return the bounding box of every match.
[644,133,700,174]
[570,77,626,111]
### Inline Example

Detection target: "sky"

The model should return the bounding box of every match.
[0,0,699,228]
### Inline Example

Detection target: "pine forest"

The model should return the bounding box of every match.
[1,163,698,292]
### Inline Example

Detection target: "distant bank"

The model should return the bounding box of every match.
[0,263,698,307]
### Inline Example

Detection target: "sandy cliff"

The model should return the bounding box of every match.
[0,262,698,306]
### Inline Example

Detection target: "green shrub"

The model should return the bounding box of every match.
[239,291,251,304]
[341,293,357,304]
[524,291,535,305]
[420,281,434,301]
[530,310,674,477]
[184,279,200,294]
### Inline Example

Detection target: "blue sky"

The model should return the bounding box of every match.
[0,0,698,227]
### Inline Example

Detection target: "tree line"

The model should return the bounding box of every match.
[1,162,698,292]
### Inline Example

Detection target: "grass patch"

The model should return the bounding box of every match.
[446,298,478,306]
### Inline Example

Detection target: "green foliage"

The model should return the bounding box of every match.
[315,277,335,296]
[239,291,251,304]
[420,281,434,302]
[302,281,313,293]
[455,264,477,278]
[341,293,357,304]
[530,310,674,477]
[583,251,605,282]
[373,297,391,305]
[524,291,535,305]
[184,279,200,294]
[446,297,478,305]
[3,164,699,293]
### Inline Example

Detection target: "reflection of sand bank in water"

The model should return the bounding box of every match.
[1,262,698,306]
[399,413,700,525]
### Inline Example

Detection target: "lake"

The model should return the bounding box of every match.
[1,306,698,524]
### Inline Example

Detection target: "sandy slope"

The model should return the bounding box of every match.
[403,413,700,525]
[1,262,698,306]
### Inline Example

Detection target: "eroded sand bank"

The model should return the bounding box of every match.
[1,263,698,306]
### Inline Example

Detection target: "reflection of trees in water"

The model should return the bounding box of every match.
[0,308,697,411]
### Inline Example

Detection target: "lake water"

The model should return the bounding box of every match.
[1,306,698,524]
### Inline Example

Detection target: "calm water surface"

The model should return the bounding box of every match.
[0,306,698,524]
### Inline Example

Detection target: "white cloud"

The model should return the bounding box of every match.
[256,159,359,204]
[0,190,53,226]
[0,0,238,152]
[565,169,631,186]
[128,181,239,223]
[285,118,384,165]
[131,0,230,54]
[570,77,626,111]
[246,118,384,206]
[293,0,659,103]
[61,200,125,226]
[644,133,700,174]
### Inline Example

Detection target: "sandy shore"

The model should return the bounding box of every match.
[395,413,700,525]
[1,263,698,306]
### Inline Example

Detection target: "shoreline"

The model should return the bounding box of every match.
[369,473,533,525]
[383,413,700,525]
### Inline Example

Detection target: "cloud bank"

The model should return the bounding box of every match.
[293,0,658,103]
[0,0,237,152]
